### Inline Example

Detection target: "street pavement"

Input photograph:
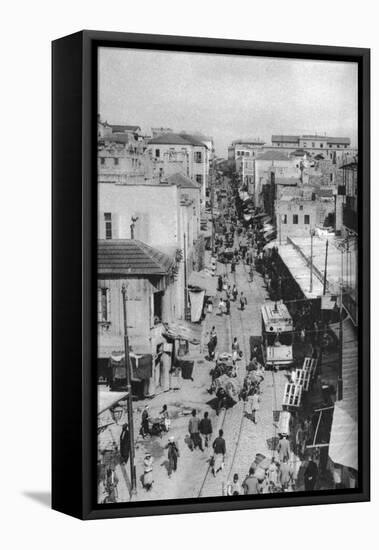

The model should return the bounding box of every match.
[112,256,291,503]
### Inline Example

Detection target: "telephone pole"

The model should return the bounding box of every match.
[121,283,137,495]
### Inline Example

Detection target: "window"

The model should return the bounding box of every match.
[194,151,202,163]
[312,142,315,148]
[153,291,164,325]
[114,157,119,165]
[337,145,340,148]
[104,212,112,240]
[155,149,160,158]
[281,214,287,224]
[304,214,310,225]
[303,143,307,148]
[329,144,332,148]
[320,143,324,148]
[196,174,203,184]
[98,287,110,323]
[100,157,105,165]
[293,214,298,224]
[330,173,333,182]
[344,145,347,148]
[299,205,303,211]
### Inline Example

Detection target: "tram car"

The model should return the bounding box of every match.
[261,301,293,370]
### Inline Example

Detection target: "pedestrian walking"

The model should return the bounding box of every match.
[199,411,213,447]
[277,435,290,462]
[119,423,130,465]
[249,392,260,424]
[143,453,154,491]
[226,473,241,496]
[212,429,226,476]
[188,409,204,451]
[268,457,279,488]
[304,458,319,491]
[232,336,240,362]
[166,436,180,477]
[219,297,225,315]
[289,452,302,490]
[239,292,247,311]
[232,284,238,301]
[217,275,223,292]
[207,336,215,361]
[140,405,150,438]
[279,456,291,490]
[226,296,231,315]
[242,468,260,495]
[211,326,217,349]
[231,257,236,273]
[103,465,119,503]
[159,404,170,432]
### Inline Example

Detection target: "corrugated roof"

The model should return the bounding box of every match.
[257,150,290,161]
[167,172,200,189]
[272,135,299,143]
[148,133,206,147]
[98,239,174,276]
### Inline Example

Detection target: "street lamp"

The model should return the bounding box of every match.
[121,283,137,495]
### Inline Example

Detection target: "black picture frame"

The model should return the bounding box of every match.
[52,30,370,520]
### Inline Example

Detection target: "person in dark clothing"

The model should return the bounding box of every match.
[304,459,319,491]
[218,275,223,292]
[207,337,215,361]
[216,386,228,415]
[231,258,236,273]
[119,423,130,465]
[212,429,226,476]
[188,409,204,451]
[140,405,150,438]
[226,297,231,315]
[240,292,247,311]
[199,411,213,447]
[166,436,180,477]
[211,326,217,349]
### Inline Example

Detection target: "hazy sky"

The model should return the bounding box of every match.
[99,47,358,157]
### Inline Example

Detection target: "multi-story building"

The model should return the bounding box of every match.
[270,134,357,163]
[147,133,210,206]
[98,177,201,322]
[276,186,335,243]
[228,138,266,161]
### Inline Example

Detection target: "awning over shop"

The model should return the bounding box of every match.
[109,351,153,381]
[163,321,202,344]
[329,402,358,470]
[329,318,358,470]
[189,290,205,322]
[98,391,128,415]
[188,269,217,296]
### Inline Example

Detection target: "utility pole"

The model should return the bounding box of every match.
[183,232,188,320]
[121,283,137,495]
[210,171,215,255]
[309,229,314,293]
[337,249,344,401]
[323,239,329,295]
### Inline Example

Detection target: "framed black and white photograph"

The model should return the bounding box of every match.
[52,30,370,520]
